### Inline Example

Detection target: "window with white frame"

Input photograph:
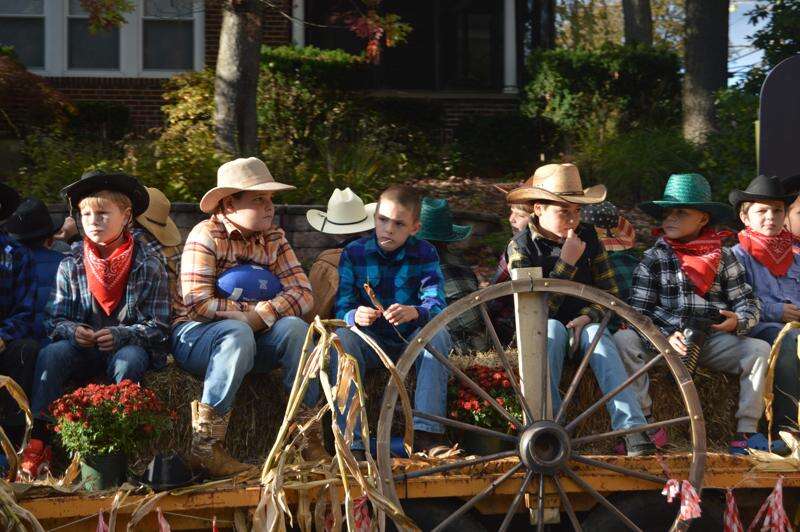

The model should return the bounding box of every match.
[0,0,203,77]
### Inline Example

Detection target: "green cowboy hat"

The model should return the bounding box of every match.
[638,173,734,223]
[417,197,472,243]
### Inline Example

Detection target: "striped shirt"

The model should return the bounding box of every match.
[174,214,312,328]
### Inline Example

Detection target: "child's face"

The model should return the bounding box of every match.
[661,208,709,241]
[785,197,800,239]
[223,191,274,233]
[508,206,531,234]
[80,199,130,245]
[740,200,785,236]
[534,202,580,239]
[374,198,420,252]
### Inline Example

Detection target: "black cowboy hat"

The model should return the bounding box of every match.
[4,198,63,243]
[135,452,204,492]
[781,174,800,195]
[61,170,149,217]
[728,174,797,210]
[0,181,21,222]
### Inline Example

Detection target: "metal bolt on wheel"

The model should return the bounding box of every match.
[376,278,706,531]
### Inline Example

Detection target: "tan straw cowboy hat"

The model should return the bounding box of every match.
[306,188,376,235]
[136,187,182,247]
[199,157,294,213]
[506,163,606,205]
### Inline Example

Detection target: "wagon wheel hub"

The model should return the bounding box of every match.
[519,420,571,474]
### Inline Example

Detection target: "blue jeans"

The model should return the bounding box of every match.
[548,320,646,431]
[333,327,451,444]
[170,317,316,415]
[30,340,149,418]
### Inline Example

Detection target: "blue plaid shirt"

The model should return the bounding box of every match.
[0,233,35,342]
[335,234,446,341]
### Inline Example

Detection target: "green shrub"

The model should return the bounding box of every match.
[68,101,132,141]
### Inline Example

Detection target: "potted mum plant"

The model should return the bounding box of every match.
[448,365,523,455]
[50,380,173,491]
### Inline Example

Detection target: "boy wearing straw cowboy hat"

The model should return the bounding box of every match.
[171,158,322,477]
[615,173,774,455]
[303,188,376,322]
[417,197,490,354]
[0,183,37,458]
[506,163,655,456]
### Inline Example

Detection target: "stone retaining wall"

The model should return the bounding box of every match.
[49,202,502,263]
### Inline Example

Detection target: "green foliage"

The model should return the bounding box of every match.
[523,44,681,145]
[260,45,367,88]
[68,101,132,141]
[743,0,800,92]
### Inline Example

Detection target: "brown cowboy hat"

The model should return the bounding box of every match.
[199,157,294,213]
[506,163,606,205]
[136,187,182,247]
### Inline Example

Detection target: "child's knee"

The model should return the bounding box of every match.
[548,319,569,345]
[37,341,77,369]
[110,346,149,381]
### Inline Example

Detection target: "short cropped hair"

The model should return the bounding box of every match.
[510,203,534,214]
[77,190,132,213]
[379,185,421,220]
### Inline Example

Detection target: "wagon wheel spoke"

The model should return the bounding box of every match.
[479,303,534,423]
[412,410,519,443]
[571,416,690,447]
[570,454,665,485]
[498,470,534,532]
[562,467,643,532]
[565,352,665,434]
[553,474,582,532]
[536,472,546,532]
[431,462,524,532]
[393,450,518,482]
[555,311,613,424]
[424,342,523,430]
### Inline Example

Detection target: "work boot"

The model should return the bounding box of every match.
[296,404,331,462]
[188,401,252,478]
[624,432,657,457]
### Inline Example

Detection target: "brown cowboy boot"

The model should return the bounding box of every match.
[188,401,253,478]
[296,404,331,462]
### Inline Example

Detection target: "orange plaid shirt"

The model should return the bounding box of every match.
[173,214,313,328]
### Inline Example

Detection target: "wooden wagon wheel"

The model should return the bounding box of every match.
[375,276,706,532]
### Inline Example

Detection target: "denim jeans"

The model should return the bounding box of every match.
[170,316,315,415]
[549,320,647,431]
[30,340,149,418]
[332,327,451,444]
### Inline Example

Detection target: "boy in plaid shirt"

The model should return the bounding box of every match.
[614,173,774,455]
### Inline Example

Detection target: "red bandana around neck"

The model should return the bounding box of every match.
[83,231,134,316]
[738,228,795,277]
[658,227,733,296]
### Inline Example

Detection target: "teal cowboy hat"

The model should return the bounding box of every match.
[417,197,472,243]
[638,173,734,223]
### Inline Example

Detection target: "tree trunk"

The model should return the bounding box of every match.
[531,0,556,49]
[214,0,263,156]
[622,0,653,46]
[682,0,729,144]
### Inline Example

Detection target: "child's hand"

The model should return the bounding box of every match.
[566,315,591,349]
[384,304,419,325]
[75,326,96,348]
[215,310,266,332]
[782,303,800,323]
[710,310,738,333]
[94,329,115,352]
[354,306,382,327]
[668,331,687,356]
[560,229,586,266]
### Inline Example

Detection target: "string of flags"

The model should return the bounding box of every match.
[723,476,793,532]
[661,478,702,521]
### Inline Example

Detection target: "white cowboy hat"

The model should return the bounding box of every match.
[199,157,295,213]
[136,187,182,247]
[506,163,606,205]
[306,188,376,235]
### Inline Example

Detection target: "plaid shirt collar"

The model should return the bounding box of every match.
[216,213,267,246]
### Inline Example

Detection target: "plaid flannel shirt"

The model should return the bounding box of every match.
[174,214,312,327]
[132,227,183,323]
[629,237,761,338]
[45,240,170,363]
[506,222,619,323]
[335,234,446,341]
[440,250,490,353]
[0,233,34,342]
[608,251,640,303]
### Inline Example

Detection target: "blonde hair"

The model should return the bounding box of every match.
[510,203,534,214]
[77,190,132,212]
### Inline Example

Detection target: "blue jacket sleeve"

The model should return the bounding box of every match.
[414,249,447,327]
[334,248,359,326]
[0,245,34,342]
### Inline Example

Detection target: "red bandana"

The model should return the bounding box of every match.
[659,227,733,296]
[738,228,795,277]
[83,232,134,316]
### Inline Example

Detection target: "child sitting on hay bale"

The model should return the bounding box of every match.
[729,175,800,435]
[615,172,777,455]
[506,163,654,456]
[171,157,323,478]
